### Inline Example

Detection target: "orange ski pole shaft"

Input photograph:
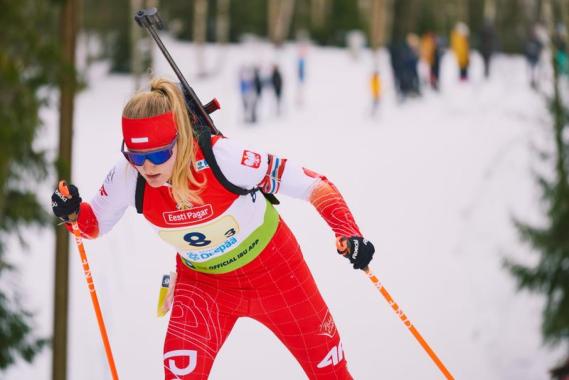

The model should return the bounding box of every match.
[58,181,119,380]
[336,238,453,379]
[363,266,454,379]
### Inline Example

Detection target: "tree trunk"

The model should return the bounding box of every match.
[455,0,468,23]
[484,0,497,23]
[311,0,328,29]
[543,0,554,36]
[269,0,296,46]
[146,0,158,8]
[391,0,420,41]
[369,0,389,51]
[193,0,208,76]
[216,0,231,44]
[131,0,144,89]
[543,0,569,182]
[560,0,569,34]
[53,0,78,379]
[131,0,158,88]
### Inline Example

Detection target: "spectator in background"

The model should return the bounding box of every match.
[553,23,569,76]
[479,19,497,79]
[389,40,404,100]
[239,66,254,123]
[370,69,381,115]
[402,33,421,97]
[389,35,420,101]
[451,22,470,81]
[420,32,442,91]
[271,64,283,115]
[297,44,307,106]
[251,66,263,123]
[431,35,442,90]
[298,48,306,85]
[525,25,544,89]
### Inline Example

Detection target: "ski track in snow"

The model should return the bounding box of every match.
[4,39,565,380]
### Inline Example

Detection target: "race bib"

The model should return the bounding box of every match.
[175,202,280,274]
[158,215,240,252]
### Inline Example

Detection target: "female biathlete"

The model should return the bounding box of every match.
[51,78,375,379]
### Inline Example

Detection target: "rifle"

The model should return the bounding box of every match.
[134,8,281,206]
[134,8,222,136]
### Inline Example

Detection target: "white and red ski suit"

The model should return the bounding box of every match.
[71,136,363,379]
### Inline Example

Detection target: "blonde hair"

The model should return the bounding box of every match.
[122,78,204,208]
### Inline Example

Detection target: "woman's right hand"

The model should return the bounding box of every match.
[336,236,375,270]
[51,183,82,222]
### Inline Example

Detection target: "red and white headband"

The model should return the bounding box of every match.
[122,111,177,150]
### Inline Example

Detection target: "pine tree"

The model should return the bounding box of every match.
[0,0,60,370]
[505,22,569,349]
[109,0,133,73]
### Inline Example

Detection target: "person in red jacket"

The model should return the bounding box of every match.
[51,78,374,380]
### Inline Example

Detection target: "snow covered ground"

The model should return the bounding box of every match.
[4,37,565,379]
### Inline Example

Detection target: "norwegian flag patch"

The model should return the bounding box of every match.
[241,150,262,169]
[259,154,287,194]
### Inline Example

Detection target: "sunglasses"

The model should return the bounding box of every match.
[121,136,177,166]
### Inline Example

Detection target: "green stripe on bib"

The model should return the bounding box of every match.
[180,202,279,274]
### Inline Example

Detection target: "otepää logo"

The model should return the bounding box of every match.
[318,311,337,338]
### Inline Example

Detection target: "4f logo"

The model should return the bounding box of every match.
[164,350,198,376]
[317,342,344,369]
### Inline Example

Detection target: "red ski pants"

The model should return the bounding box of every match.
[163,218,352,379]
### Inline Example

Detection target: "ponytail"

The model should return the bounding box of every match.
[122,78,204,208]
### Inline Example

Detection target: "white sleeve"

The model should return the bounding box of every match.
[213,138,319,201]
[89,159,137,235]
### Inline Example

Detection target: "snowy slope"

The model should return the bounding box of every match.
[4,37,564,380]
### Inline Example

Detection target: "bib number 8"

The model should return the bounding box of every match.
[159,215,240,252]
[183,232,212,247]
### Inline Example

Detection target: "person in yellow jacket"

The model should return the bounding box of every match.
[451,22,470,81]
[420,33,436,69]
[420,32,441,90]
[370,69,381,115]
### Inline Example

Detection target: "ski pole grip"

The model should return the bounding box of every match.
[336,236,349,255]
[58,180,79,222]
[58,180,70,198]
[135,8,163,29]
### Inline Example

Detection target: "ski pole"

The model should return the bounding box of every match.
[363,266,454,379]
[58,181,119,380]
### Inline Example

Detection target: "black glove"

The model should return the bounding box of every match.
[337,236,375,270]
[51,184,82,221]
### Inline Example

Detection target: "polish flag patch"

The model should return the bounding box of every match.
[241,150,261,169]
[131,137,149,144]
